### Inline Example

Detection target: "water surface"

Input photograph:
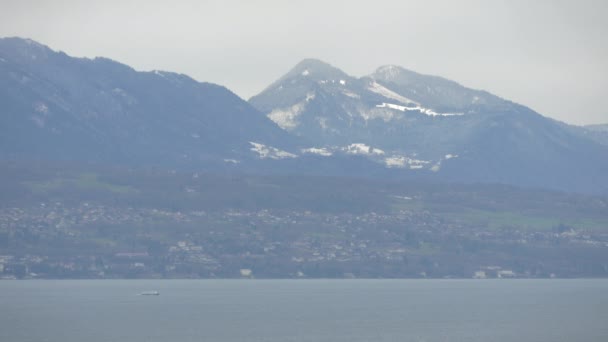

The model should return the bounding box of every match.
[1,279,607,342]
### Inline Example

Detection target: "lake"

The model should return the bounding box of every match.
[1,279,607,341]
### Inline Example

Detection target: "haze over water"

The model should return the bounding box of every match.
[2,279,607,342]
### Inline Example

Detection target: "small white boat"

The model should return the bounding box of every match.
[139,291,160,296]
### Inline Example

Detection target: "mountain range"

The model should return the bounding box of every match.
[250,58,608,194]
[1,37,607,194]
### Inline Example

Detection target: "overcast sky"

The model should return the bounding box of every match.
[1,0,607,125]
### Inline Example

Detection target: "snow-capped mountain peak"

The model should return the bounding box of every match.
[248,58,608,194]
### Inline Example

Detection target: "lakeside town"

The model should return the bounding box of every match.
[2,201,607,279]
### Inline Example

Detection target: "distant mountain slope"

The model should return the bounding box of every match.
[249,59,521,154]
[582,124,608,146]
[369,65,509,112]
[0,37,298,169]
[586,124,608,132]
[250,59,608,194]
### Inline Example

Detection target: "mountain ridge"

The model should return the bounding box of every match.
[249,58,608,194]
[1,37,607,194]
[0,36,301,169]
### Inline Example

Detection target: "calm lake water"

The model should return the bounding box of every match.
[1,279,607,342]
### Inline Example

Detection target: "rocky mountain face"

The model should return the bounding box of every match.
[0,37,301,170]
[250,59,608,194]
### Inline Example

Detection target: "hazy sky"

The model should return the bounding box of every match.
[1,0,607,125]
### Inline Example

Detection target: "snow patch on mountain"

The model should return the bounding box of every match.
[428,154,458,172]
[250,142,298,160]
[385,156,407,168]
[385,152,458,170]
[267,92,315,131]
[368,81,418,105]
[153,70,168,79]
[384,155,430,169]
[301,69,310,76]
[301,147,333,156]
[35,103,49,114]
[342,90,360,99]
[318,80,348,86]
[360,107,401,122]
[343,143,385,156]
[151,70,184,85]
[376,103,464,117]
[376,103,410,111]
